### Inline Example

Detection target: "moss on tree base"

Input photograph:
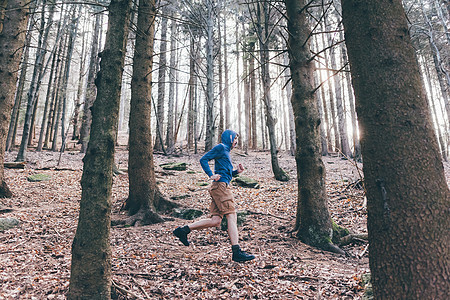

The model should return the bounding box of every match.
[297,224,345,255]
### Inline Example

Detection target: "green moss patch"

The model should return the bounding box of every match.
[27,174,51,182]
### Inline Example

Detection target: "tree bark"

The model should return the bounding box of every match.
[342,0,450,298]
[153,7,168,152]
[286,0,343,254]
[124,0,176,225]
[165,18,176,151]
[16,0,52,161]
[204,0,215,151]
[79,12,102,153]
[0,0,29,198]
[67,0,131,298]
[256,1,288,181]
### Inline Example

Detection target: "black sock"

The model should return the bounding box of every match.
[232,244,240,253]
[182,225,191,234]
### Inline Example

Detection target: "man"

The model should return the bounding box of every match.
[173,129,255,262]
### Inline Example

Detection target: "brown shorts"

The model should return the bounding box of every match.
[209,182,236,218]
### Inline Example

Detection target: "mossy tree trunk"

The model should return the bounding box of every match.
[124,0,176,226]
[285,0,343,254]
[0,0,29,198]
[342,0,450,298]
[67,0,131,298]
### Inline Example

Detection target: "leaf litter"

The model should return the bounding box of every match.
[2,149,448,299]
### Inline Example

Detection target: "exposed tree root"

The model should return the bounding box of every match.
[115,193,179,227]
[0,181,12,198]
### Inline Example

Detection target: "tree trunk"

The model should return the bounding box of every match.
[0,0,29,198]
[153,8,168,152]
[51,30,69,152]
[59,7,79,153]
[67,0,131,298]
[235,18,242,147]
[341,38,361,160]
[249,42,257,149]
[284,53,297,156]
[223,8,230,130]
[204,0,215,151]
[328,28,351,157]
[286,0,343,254]
[72,7,89,141]
[217,16,224,143]
[243,43,250,154]
[79,12,102,153]
[165,18,176,152]
[6,30,30,152]
[187,36,195,150]
[342,0,450,298]
[16,0,53,161]
[124,0,176,225]
[256,1,288,181]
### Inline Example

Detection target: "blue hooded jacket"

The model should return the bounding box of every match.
[200,129,238,184]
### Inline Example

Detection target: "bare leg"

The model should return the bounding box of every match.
[226,213,239,245]
[188,215,222,230]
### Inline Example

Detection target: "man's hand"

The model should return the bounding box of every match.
[210,174,221,181]
[237,164,245,174]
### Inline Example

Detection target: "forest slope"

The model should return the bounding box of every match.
[1,149,448,299]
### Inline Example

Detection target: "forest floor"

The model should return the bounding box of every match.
[1,144,449,299]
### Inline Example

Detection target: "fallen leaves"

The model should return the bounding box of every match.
[0,150,407,299]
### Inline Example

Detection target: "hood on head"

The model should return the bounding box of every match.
[221,129,237,147]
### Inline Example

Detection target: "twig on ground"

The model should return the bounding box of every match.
[112,279,141,299]
[131,277,150,299]
[358,244,369,259]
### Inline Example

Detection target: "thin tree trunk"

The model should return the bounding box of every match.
[59,7,79,153]
[236,17,242,146]
[217,14,224,143]
[165,18,176,151]
[224,6,230,129]
[153,8,168,152]
[342,0,450,298]
[205,0,215,151]
[6,29,30,151]
[187,36,195,149]
[256,1,288,181]
[51,29,69,152]
[0,0,29,197]
[67,0,131,298]
[421,55,448,161]
[283,53,296,156]
[71,6,89,141]
[249,42,257,149]
[16,0,54,161]
[243,43,250,154]
[79,12,102,153]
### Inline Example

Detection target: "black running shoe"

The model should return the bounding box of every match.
[173,226,190,246]
[232,249,255,262]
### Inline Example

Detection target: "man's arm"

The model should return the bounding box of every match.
[199,145,221,178]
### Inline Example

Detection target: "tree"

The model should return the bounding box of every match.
[342,0,450,298]
[204,0,216,151]
[153,6,168,152]
[67,0,132,297]
[16,0,53,161]
[123,0,176,225]
[79,10,103,153]
[285,0,344,254]
[255,0,289,181]
[0,0,29,198]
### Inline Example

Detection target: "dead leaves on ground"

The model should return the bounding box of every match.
[0,150,376,299]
